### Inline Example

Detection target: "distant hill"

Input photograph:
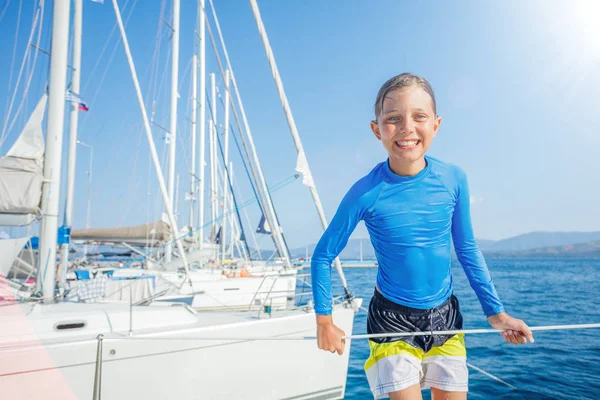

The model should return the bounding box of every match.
[476,239,496,249]
[476,231,600,252]
[487,240,600,258]
[285,232,600,260]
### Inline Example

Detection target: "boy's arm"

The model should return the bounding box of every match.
[312,187,366,354]
[451,168,504,317]
[452,168,533,344]
[311,188,365,315]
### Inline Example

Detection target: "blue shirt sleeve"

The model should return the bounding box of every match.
[311,185,367,315]
[452,168,505,317]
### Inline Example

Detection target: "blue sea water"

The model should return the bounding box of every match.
[330,258,600,399]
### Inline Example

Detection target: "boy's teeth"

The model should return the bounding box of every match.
[396,140,418,146]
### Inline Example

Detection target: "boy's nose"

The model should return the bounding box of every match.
[398,118,415,133]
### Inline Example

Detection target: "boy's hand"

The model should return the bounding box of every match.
[316,314,346,355]
[488,312,534,345]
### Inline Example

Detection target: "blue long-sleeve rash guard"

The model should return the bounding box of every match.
[311,156,505,317]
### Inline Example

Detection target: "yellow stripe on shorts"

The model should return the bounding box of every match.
[364,334,466,371]
[424,334,466,358]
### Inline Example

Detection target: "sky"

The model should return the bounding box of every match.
[0,0,599,251]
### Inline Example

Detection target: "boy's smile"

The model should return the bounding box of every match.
[370,85,441,176]
[394,139,420,150]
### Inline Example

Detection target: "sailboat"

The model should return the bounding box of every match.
[0,1,361,399]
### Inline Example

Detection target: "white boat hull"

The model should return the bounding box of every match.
[0,300,360,399]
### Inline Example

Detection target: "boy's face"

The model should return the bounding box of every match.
[370,86,441,167]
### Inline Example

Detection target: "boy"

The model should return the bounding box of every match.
[311,73,533,400]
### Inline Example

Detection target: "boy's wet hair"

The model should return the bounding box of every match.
[374,73,437,120]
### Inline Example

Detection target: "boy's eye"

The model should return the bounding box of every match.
[415,114,427,120]
[386,116,400,121]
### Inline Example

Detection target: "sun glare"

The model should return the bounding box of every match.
[573,1,600,31]
[569,0,600,55]
[539,0,600,66]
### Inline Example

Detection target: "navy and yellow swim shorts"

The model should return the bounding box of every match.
[365,290,468,398]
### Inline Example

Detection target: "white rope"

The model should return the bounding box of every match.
[94,26,169,220]
[119,9,170,226]
[466,362,516,389]
[0,0,13,25]
[346,323,600,340]
[117,44,170,224]
[97,323,600,342]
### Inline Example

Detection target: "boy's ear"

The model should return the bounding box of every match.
[432,115,442,137]
[370,120,381,140]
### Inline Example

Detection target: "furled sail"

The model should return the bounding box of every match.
[71,220,171,244]
[0,95,47,226]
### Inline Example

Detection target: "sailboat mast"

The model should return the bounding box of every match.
[220,70,230,264]
[40,0,71,301]
[175,173,180,216]
[189,54,197,231]
[165,0,180,263]
[197,0,206,249]
[59,0,82,287]
[228,161,235,258]
[209,72,218,258]
[248,0,350,291]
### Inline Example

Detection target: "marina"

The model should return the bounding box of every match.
[1,1,600,399]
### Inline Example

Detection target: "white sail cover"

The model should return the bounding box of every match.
[71,220,172,244]
[0,95,47,223]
